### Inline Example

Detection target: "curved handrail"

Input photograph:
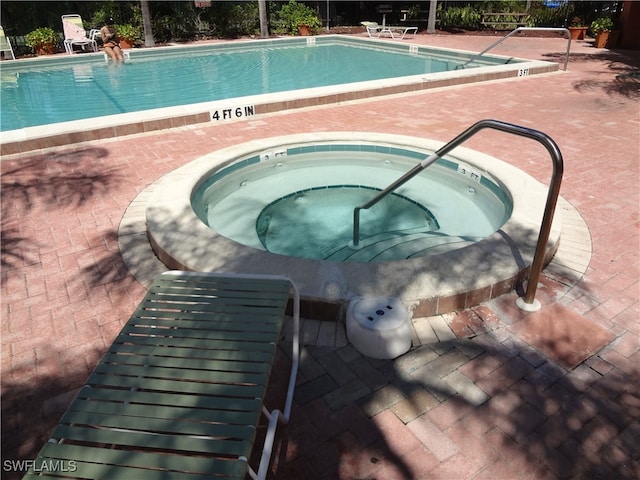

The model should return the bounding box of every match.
[352,119,563,310]
[460,27,572,71]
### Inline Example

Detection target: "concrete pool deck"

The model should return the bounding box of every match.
[1,33,639,479]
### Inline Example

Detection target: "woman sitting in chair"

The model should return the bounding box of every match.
[101,18,124,63]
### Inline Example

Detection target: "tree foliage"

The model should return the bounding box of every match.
[0,0,261,40]
[0,1,624,41]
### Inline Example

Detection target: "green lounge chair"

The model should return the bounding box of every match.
[25,271,300,480]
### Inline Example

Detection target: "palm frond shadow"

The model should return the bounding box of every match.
[273,332,639,479]
[543,49,640,99]
[1,147,121,282]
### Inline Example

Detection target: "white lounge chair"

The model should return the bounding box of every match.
[0,26,15,60]
[62,14,98,54]
[361,21,418,40]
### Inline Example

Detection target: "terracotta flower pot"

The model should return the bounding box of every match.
[568,26,587,40]
[594,31,609,48]
[298,25,311,36]
[606,31,619,48]
[35,43,56,55]
[119,39,133,49]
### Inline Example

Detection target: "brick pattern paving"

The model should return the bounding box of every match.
[269,292,639,479]
[2,34,639,479]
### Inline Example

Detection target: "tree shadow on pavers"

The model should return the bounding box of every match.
[1,344,105,480]
[545,48,640,70]
[269,344,420,480]
[479,340,638,478]
[574,71,640,99]
[0,147,120,279]
[544,49,640,99]
[77,228,141,290]
[271,336,639,479]
[0,224,41,275]
[395,336,640,479]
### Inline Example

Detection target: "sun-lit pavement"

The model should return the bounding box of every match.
[2,33,639,479]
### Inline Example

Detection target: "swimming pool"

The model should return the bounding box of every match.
[2,37,523,131]
[0,36,558,154]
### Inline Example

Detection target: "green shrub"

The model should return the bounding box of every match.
[590,17,614,35]
[115,23,141,42]
[275,0,321,35]
[25,27,58,48]
[437,5,481,30]
[526,5,568,28]
[221,2,260,38]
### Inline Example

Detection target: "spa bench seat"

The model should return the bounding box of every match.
[25,271,300,480]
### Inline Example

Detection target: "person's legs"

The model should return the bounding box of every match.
[104,45,117,61]
[112,45,124,62]
[104,44,124,63]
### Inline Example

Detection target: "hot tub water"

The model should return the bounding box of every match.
[192,146,512,263]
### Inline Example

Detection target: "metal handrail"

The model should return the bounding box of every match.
[460,27,572,71]
[352,119,563,310]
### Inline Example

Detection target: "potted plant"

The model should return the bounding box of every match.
[276,0,322,36]
[26,27,58,55]
[567,17,587,40]
[590,17,614,48]
[115,24,140,49]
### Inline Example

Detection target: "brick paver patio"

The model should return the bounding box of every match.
[2,33,639,479]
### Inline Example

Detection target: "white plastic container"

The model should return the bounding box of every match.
[346,297,411,359]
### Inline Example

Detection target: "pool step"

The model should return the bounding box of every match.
[324,229,479,262]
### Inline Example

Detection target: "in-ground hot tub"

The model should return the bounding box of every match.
[147,132,561,318]
[191,143,513,263]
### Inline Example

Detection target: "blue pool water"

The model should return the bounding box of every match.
[1,37,520,132]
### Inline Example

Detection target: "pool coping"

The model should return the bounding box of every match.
[1,35,558,157]
[134,132,585,320]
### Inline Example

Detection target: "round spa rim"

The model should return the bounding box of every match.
[146,132,561,319]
